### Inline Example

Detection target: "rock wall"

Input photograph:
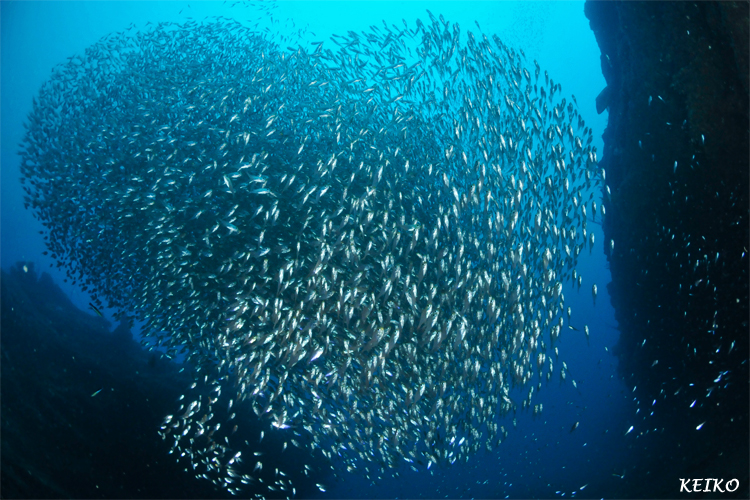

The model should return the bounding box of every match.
[585,1,748,493]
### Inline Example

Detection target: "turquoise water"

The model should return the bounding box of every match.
[1,2,629,498]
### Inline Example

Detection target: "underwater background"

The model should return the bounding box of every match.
[1,1,747,499]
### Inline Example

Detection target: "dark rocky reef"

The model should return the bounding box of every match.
[0,262,228,498]
[585,1,748,495]
[0,262,321,499]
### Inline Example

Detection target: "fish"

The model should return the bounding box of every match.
[19,12,603,496]
[88,303,104,318]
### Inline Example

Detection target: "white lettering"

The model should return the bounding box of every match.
[726,479,739,492]
[680,478,738,493]
[712,479,725,493]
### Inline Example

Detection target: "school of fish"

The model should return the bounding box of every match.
[20,12,602,497]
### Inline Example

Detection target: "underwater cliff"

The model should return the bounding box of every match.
[586,1,749,496]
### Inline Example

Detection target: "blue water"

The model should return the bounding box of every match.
[1,2,629,498]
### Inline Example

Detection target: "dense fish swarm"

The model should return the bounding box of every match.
[20,14,602,496]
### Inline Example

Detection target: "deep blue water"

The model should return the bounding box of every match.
[0,2,635,498]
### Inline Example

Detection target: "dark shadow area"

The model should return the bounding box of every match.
[584,1,749,497]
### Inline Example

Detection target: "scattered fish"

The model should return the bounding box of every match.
[88,303,104,318]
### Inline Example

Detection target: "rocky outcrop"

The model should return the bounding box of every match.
[0,262,321,499]
[585,1,748,493]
